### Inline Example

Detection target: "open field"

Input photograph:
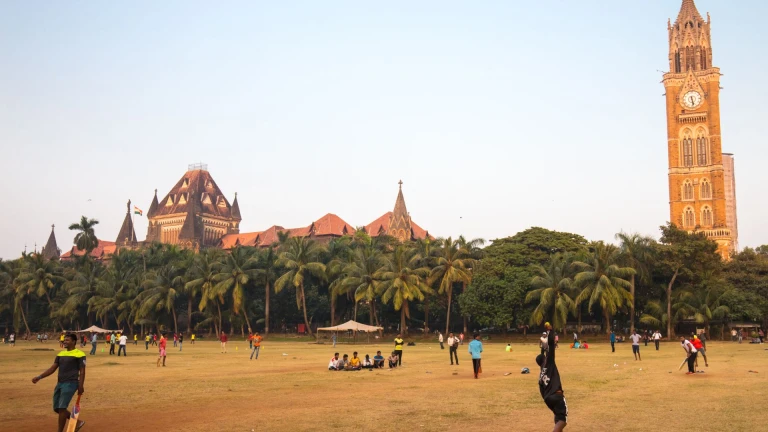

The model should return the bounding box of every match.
[2,338,766,432]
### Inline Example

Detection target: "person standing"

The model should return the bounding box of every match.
[643,330,649,347]
[738,329,743,344]
[90,332,97,356]
[248,331,254,350]
[680,336,698,374]
[9,332,15,347]
[118,333,128,357]
[173,333,178,348]
[220,331,228,353]
[250,332,262,360]
[459,332,465,345]
[691,335,708,367]
[59,332,65,348]
[191,333,195,345]
[536,322,567,432]
[145,334,150,350]
[468,333,483,379]
[133,334,137,345]
[394,334,404,366]
[630,330,641,361]
[609,330,616,353]
[31,333,86,432]
[447,332,459,365]
[652,330,662,351]
[573,332,578,344]
[438,332,444,350]
[178,333,184,351]
[157,333,167,367]
[152,333,157,346]
[109,332,116,355]
[759,329,764,344]
[331,332,337,348]
[731,328,737,342]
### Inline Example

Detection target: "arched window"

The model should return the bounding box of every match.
[700,48,707,69]
[701,206,713,226]
[682,131,694,167]
[683,180,694,200]
[700,179,712,199]
[696,130,708,166]
[683,207,695,228]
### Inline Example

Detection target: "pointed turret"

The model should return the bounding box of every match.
[387,180,413,242]
[231,192,242,221]
[116,199,138,247]
[147,189,159,218]
[41,224,60,260]
[668,0,711,73]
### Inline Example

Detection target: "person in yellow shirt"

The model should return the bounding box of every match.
[191,334,195,345]
[133,334,138,345]
[347,352,362,370]
[59,333,65,348]
[145,334,150,350]
[394,334,404,366]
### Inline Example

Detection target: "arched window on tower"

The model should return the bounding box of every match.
[700,179,712,200]
[683,206,695,228]
[701,206,713,226]
[685,45,695,71]
[700,48,707,70]
[696,130,708,166]
[683,180,694,201]
[682,132,694,167]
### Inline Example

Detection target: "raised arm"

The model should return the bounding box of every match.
[31,362,59,384]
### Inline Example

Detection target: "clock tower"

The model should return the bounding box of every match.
[663,0,737,259]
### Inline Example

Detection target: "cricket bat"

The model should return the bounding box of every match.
[678,358,688,371]
[65,394,81,432]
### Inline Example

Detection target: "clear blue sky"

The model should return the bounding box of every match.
[1,0,766,259]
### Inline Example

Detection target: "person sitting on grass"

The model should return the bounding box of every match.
[388,351,399,368]
[373,351,385,368]
[581,340,589,349]
[346,352,362,371]
[328,353,341,371]
[570,341,580,349]
[362,354,374,369]
[339,354,350,370]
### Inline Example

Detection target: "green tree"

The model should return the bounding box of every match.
[139,264,183,334]
[574,242,635,334]
[68,216,100,255]
[336,245,384,325]
[17,253,66,330]
[430,237,475,335]
[456,236,486,334]
[275,237,327,338]
[214,246,257,331]
[526,253,577,331]
[187,249,225,335]
[376,244,432,334]
[616,232,654,333]
[253,246,279,336]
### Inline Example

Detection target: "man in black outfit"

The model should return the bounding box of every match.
[536,322,567,432]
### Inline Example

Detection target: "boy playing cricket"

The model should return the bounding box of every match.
[32,333,86,432]
[536,322,567,432]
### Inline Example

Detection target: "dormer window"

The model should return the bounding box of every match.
[201,192,212,205]
[166,195,175,206]
[216,196,227,208]
[178,193,187,205]
[182,178,189,188]
[205,179,213,189]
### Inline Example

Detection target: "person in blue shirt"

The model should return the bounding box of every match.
[468,333,483,379]
[610,330,616,353]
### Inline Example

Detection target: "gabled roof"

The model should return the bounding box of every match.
[364,212,430,240]
[152,169,234,219]
[41,225,60,260]
[219,232,262,249]
[310,213,355,237]
[116,200,138,246]
[61,240,117,260]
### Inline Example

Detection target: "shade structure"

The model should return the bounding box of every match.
[317,320,383,333]
[72,325,122,333]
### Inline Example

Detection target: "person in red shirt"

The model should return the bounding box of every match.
[691,335,708,368]
[220,331,228,354]
[157,333,167,367]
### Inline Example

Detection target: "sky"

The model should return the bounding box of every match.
[1,1,766,259]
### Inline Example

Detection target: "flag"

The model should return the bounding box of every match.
[134,206,143,216]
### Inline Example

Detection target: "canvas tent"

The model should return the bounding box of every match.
[73,325,122,333]
[317,320,383,344]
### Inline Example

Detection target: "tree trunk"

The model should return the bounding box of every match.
[172,307,178,335]
[400,303,407,336]
[461,281,469,335]
[299,283,315,338]
[444,287,453,336]
[241,305,252,332]
[330,293,336,327]
[369,301,374,326]
[187,294,193,333]
[577,308,582,333]
[424,302,429,333]
[18,301,31,338]
[604,309,612,335]
[630,274,636,334]
[666,268,679,339]
[216,302,223,336]
[264,280,271,337]
[463,316,468,336]
[353,299,358,323]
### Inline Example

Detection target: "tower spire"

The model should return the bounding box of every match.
[388,180,412,242]
[668,0,711,73]
[41,224,60,260]
[116,199,138,247]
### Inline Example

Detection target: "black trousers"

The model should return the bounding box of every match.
[687,351,698,373]
[611,342,615,352]
[109,344,115,354]
[449,346,459,364]
[118,345,127,356]
[472,358,481,376]
[440,342,444,349]
[644,339,648,346]
[655,340,660,350]
[395,350,403,366]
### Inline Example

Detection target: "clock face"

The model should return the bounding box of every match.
[683,91,702,109]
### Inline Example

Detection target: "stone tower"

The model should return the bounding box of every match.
[41,224,60,260]
[663,0,737,259]
[115,199,138,248]
[387,180,413,242]
[145,164,241,249]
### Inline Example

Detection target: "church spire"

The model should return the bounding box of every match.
[147,189,159,218]
[41,224,60,260]
[231,192,242,221]
[668,0,711,73]
[116,199,138,247]
[388,180,412,242]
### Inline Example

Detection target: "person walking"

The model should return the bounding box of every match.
[459,332,465,345]
[643,330,649,347]
[9,332,15,347]
[447,332,459,365]
[759,329,764,344]
[90,332,97,356]
[31,333,86,432]
[680,336,698,374]
[248,331,254,350]
[178,333,183,351]
[331,332,337,348]
[731,328,737,342]
[652,330,662,351]
[145,334,150,350]
[536,323,567,432]
[133,334,137,345]
[157,333,167,367]
[394,334,404,366]
[250,332,262,360]
[173,333,178,348]
[220,331,228,353]
[438,332,444,350]
[468,333,483,379]
[117,333,128,357]
[609,330,615,353]
[738,329,743,344]
[630,330,641,361]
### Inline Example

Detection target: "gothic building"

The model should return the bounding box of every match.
[663,0,738,259]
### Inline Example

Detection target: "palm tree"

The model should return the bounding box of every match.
[1,259,31,337]
[336,245,384,325]
[187,250,225,335]
[691,273,731,335]
[275,237,327,338]
[139,264,183,334]
[324,237,352,325]
[253,246,279,336]
[429,237,476,336]
[526,253,577,331]
[616,232,654,334]
[456,236,485,334]
[61,259,104,327]
[574,242,635,334]
[68,216,100,254]
[213,246,257,331]
[17,253,66,330]
[376,244,432,335]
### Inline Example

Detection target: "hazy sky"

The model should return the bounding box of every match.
[1,1,766,259]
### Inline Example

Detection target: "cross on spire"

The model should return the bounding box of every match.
[398,179,403,189]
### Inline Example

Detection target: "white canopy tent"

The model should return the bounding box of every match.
[72,325,122,333]
[317,320,383,344]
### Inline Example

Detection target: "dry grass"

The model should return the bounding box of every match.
[2,338,766,431]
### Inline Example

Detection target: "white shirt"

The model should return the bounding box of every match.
[681,340,697,354]
[438,334,444,343]
[328,357,339,368]
[652,332,661,340]
[630,334,641,345]
[362,358,373,367]
[447,337,457,346]
[119,335,128,345]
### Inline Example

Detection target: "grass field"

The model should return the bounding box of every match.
[2,337,766,432]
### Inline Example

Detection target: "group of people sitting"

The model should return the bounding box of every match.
[570,340,589,349]
[328,350,399,371]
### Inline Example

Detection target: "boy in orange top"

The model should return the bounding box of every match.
[691,335,708,367]
[157,333,167,367]
[250,332,263,360]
